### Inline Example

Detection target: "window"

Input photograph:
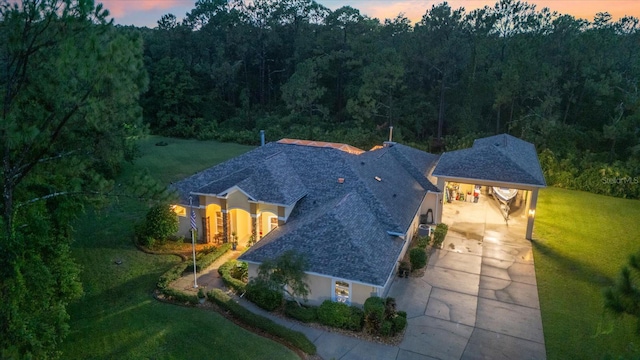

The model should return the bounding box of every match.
[172,205,186,217]
[269,216,278,232]
[216,212,223,234]
[334,280,351,304]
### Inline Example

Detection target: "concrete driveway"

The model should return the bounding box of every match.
[388,197,546,360]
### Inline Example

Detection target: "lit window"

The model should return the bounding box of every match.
[334,280,350,304]
[216,212,223,234]
[269,216,278,232]
[172,205,186,217]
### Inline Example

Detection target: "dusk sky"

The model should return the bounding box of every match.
[101,0,640,28]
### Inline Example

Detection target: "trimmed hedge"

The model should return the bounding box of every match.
[317,300,363,331]
[207,289,316,355]
[284,301,318,323]
[162,288,199,305]
[157,262,189,290]
[432,223,449,247]
[218,260,247,293]
[409,248,427,270]
[245,279,283,311]
[193,243,231,272]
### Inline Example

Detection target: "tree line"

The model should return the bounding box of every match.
[136,0,640,199]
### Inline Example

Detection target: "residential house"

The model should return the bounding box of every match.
[171,139,442,306]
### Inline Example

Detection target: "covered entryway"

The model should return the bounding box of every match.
[432,134,546,240]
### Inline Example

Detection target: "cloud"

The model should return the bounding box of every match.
[99,0,186,18]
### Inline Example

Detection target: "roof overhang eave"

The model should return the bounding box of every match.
[432,174,546,190]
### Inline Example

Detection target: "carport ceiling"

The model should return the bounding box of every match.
[432,134,546,190]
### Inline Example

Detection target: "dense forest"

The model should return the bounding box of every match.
[133,0,640,198]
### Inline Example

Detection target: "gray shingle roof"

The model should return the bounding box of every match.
[432,134,546,187]
[241,192,404,286]
[173,141,440,287]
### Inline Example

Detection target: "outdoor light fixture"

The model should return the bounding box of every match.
[528,209,536,217]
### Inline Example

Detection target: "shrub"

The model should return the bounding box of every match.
[218,260,247,293]
[207,289,316,355]
[433,223,449,247]
[416,235,430,249]
[380,320,394,337]
[317,300,362,331]
[391,313,408,334]
[346,306,364,331]
[284,301,318,323]
[409,248,427,270]
[364,297,386,334]
[193,243,231,272]
[245,279,283,311]
[162,288,199,305]
[385,297,397,318]
[157,263,188,290]
[140,204,179,244]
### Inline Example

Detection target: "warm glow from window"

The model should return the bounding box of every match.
[172,205,186,217]
[335,281,350,304]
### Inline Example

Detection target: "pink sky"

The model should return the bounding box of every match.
[100,0,640,28]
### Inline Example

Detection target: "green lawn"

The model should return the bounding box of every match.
[534,187,640,359]
[61,136,299,359]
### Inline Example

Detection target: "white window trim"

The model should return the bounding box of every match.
[332,279,352,305]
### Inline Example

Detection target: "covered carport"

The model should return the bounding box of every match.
[432,134,546,240]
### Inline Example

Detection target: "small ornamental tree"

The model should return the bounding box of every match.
[257,250,310,306]
[143,204,179,243]
[603,250,640,332]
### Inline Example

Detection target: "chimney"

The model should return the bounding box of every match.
[260,130,265,146]
[388,126,394,142]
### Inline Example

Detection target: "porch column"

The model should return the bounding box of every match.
[250,203,258,244]
[220,199,229,243]
[526,188,539,240]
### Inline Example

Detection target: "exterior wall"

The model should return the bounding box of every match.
[351,283,379,307]
[304,274,332,306]
[227,190,250,212]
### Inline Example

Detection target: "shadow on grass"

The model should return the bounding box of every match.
[532,240,613,287]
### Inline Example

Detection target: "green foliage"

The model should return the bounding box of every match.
[245,279,284,311]
[256,250,310,305]
[409,248,427,270]
[218,260,248,293]
[194,243,231,272]
[0,0,148,357]
[392,313,408,334]
[364,297,386,334]
[317,300,363,331]
[157,263,188,290]
[433,223,449,248]
[603,251,640,331]
[139,204,179,245]
[162,288,199,305]
[207,289,317,355]
[284,301,318,323]
[363,296,406,337]
[417,235,430,249]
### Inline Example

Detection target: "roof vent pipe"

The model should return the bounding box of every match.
[388,126,394,142]
[260,130,265,146]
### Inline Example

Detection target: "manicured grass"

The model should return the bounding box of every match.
[534,187,640,359]
[60,136,298,359]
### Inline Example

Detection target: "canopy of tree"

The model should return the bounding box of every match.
[139,0,640,198]
[0,0,147,358]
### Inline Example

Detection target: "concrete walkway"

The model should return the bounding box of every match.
[169,196,546,360]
